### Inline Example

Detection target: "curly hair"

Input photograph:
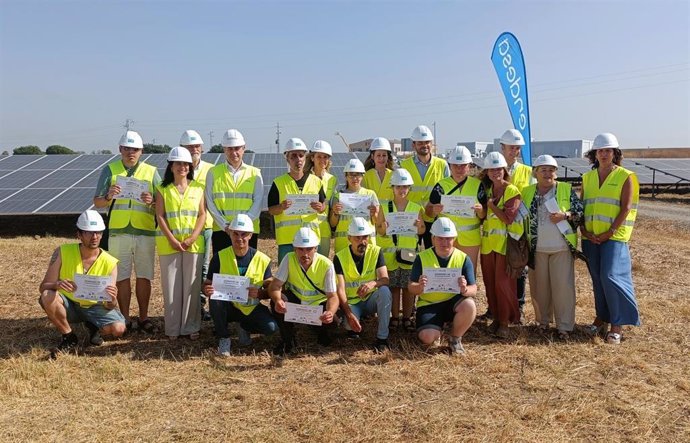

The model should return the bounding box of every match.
[586,148,623,169]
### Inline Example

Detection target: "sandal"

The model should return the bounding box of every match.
[606,332,621,345]
[189,332,200,341]
[585,323,608,338]
[402,317,416,332]
[139,318,156,334]
[389,317,401,330]
[557,331,570,340]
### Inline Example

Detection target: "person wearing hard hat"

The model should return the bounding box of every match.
[426,145,486,273]
[580,133,640,345]
[376,168,425,332]
[154,147,206,340]
[304,140,338,257]
[202,214,277,357]
[205,129,263,252]
[400,125,450,249]
[267,227,339,354]
[478,152,523,338]
[362,137,394,208]
[93,131,161,333]
[334,217,392,352]
[329,158,379,254]
[268,138,327,264]
[38,210,126,357]
[407,217,477,356]
[521,155,583,340]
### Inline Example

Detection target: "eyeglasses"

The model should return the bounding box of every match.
[121,146,141,152]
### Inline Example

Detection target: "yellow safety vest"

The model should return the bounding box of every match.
[315,171,338,240]
[218,247,271,315]
[437,176,482,247]
[285,252,331,305]
[521,182,577,248]
[210,163,260,233]
[417,248,467,307]
[335,244,381,304]
[273,173,323,246]
[510,162,533,192]
[58,243,118,308]
[155,181,205,255]
[481,184,524,255]
[333,187,378,253]
[194,160,215,229]
[108,161,157,231]
[582,167,639,242]
[401,156,448,222]
[363,168,393,207]
[377,200,421,271]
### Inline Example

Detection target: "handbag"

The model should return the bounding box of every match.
[389,201,418,265]
[505,233,530,279]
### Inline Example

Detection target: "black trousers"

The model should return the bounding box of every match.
[270,291,335,344]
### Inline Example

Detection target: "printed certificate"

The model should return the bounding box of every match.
[284,302,323,326]
[544,198,573,234]
[210,274,249,303]
[73,274,111,302]
[283,194,319,215]
[385,212,418,236]
[441,195,476,218]
[422,268,463,294]
[339,193,372,217]
[114,176,149,203]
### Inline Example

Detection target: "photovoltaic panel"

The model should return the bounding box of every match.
[634,159,690,182]
[28,171,95,189]
[1,188,58,214]
[31,155,78,169]
[0,155,44,170]
[36,188,96,214]
[0,170,51,189]
[62,155,115,169]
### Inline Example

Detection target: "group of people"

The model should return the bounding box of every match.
[38,125,641,358]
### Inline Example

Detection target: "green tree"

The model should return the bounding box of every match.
[94,149,113,155]
[143,143,171,154]
[13,145,43,155]
[209,144,224,153]
[46,145,76,154]
[1,151,8,156]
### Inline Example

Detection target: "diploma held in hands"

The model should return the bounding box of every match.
[339,193,371,217]
[283,194,319,215]
[114,176,149,203]
[284,302,323,326]
[441,195,476,218]
[423,268,463,294]
[210,274,249,303]
[73,274,111,302]
[386,212,417,236]
[544,198,573,234]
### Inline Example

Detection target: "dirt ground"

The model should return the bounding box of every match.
[0,215,688,442]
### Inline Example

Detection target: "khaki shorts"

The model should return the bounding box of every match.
[109,234,155,281]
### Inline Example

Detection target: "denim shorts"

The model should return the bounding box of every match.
[40,294,125,329]
[416,294,470,331]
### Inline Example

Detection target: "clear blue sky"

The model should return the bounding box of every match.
[1,0,688,153]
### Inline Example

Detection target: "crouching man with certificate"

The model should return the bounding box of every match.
[203,214,277,357]
[267,228,339,355]
[38,211,126,358]
[408,217,477,356]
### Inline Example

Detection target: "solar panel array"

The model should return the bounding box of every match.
[557,158,689,185]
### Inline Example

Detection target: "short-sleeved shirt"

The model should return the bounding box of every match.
[206,247,271,282]
[413,155,451,181]
[275,254,337,293]
[410,248,475,285]
[333,246,386,275]
[429,177,488,206]
[267,172,326,207]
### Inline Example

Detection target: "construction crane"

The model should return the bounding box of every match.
[334,131,350,151]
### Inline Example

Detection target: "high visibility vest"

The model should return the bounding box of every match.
[481,184,524,255]
[315,171,338,239]
[108,161,157,231]
[510,162,533,192]
[437,176,482,247]
[363,168,393,207]
[273,173,323,246]
[521,182,577,248]
[582,167,639,242]
[333,187,378,254]
[377,200,421,271]
[335,244,381,304]
[218,247,271,315]
[210,163,260,233]
[58,243,118,308]
[194,160,215,229]
[401,156,448,222]
[155,181,205,255]
[285,252,332,305]
[417,248,467,307]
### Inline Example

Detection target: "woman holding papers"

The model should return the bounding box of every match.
[479,152,523,338]
[155,147,206,340]
[580,133,640,345]
[305,140,338,257]
[521,155,583,340]
[376,168,425,331]
[426,145,486,273]
[363,137,395,208]
[329,158,379,253]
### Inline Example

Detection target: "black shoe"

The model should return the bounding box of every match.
[85,322,103,346]
[273,338,296,355]
[373,338,390,353]
[316,332,333,347]
[51,332,78,358]
[346,330,361,340]
[201,307,212,322]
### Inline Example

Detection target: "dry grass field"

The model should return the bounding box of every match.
[1,215,689,442]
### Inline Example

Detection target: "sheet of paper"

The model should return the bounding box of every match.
[210,274,249,303]
[283,193,319,215]
[114,176,149,203]
[284,302,323,326]
[422,268,462,294]
[339,193,372,217]
[544,197,573,234]
[73,273,111,302]
[386,212,418,236]
[440,195,476,218]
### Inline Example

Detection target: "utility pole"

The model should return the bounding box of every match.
[123,119,134,130]
[275,122,281,153]
[208,131,214,148]
[432,121,437,154]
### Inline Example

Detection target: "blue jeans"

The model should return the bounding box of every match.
[209,300,278,339]
[346,286,392,339]
[41,294,126,329]
[582,240,640,326]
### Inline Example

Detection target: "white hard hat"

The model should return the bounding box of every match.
[311,140,332,156]
[533,154,558,168]
[77,210,106,232]
[180,130,204,146]
[347,217,374,236]
[447,145,473,165]
[119,131,143,150]
[430,217,457,238]
[284,137,308,152]
[411,125,434,142]
[292,227,320,248]
[221,129,245,148]
[228,213,254,233]
[499,129,525,146]
[592,133,619,150]
[390,168,414,186]
[343,158,365,173]
[168,146,193,163]
[483,151,508,169]
[370,137,391,152]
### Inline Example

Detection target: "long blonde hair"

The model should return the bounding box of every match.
[304,151,332,174]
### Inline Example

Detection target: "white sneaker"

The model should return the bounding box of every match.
[218,338,231,357]
[448,336,465,356]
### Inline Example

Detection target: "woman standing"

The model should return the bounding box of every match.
[363,137,394,208]
[522,155,583,339]
[155,147,206,340]
[479,152,523,338]
[305,140,338,257]
[581,133,640,344]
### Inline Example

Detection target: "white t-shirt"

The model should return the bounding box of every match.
[535,188,569,253]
